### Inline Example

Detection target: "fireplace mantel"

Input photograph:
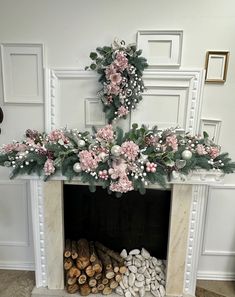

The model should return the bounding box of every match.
[28,170,224,297]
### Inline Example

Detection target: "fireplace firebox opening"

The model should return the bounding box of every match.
[63,185,171,259]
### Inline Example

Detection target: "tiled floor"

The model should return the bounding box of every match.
[196,280,235,297]
[0,270,35,297]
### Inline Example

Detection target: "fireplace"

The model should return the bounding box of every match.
[29,170,224,297]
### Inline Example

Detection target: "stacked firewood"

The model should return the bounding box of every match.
[64,239,127,295]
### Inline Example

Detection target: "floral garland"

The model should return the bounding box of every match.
[86,40,148,123]
[0,124,234,196]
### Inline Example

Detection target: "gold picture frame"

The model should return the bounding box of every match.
[205,51,229,83]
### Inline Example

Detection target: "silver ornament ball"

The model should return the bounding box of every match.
[111,145,121,157]
[175,159,186,169]
[73,162,82,173]
[77,139,86,148]
[182,150,193,160]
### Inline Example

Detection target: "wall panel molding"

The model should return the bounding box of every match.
[0,43,44,104]
[46,69,98,132]
[46,69,204,134]
[0,261,34,271]
[199,118,221,144]
[137,30,183,67]
[131,69,205,134]
[85,98,106,126]
[0,180,30,247]
[197,271,235,281]
[201,185,235,257]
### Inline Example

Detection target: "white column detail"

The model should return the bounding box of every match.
[30,179,47,288]
[184,185,208,295]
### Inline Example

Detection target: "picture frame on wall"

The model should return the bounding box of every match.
[205,51,229,83]
[137,30,183,67]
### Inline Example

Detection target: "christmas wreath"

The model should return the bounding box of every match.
[0,124,234,196]
[86,40,148,123]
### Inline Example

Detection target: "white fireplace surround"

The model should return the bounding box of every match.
[29,170,225,297]
[28,67,223,297]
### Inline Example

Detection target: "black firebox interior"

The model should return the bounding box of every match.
[63,185,171,259]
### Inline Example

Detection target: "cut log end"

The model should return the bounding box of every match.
[103,286,112,295]
[67,283,79,294]
[78,273,87,285]
[80,283,91,296]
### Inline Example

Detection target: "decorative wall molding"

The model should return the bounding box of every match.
[201,185,235,257]
[46,69,204,134]
[85,98,106,126]
[131,69,205,134]
[170,169,225,185]
[0,180,30,247]
[30,180,47,287]
[202,249,235,257]
[0,43,44,104]
[197,271,235,281]
[0,240,29,247]
[0,262,34,271]
[199,118,221,144]
[184,185,208,295]
[46,69,98,132]
[137,30,183,67]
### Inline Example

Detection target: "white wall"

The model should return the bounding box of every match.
[0,0,235,277]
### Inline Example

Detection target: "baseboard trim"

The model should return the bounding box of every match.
[0,262,35,271]
[197,271,235,281]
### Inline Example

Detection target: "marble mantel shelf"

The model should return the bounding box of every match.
[20,168,225,186]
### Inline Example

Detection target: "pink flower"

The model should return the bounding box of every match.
[105,64,117,80]
[96,125,114,142]
[196,144,207,155]
[110,73,122,85]
[146,162,157,173]
[117,106,129,117]
[79,150,98,171]
[26,138,44,150]
[15,143,28,152]
[209,146,220,159]
[106,83,120,95]
[48,130,69,144]
[114,51,129,71]
[121,141,139,161]
[110,175,134,193]
[44,159,55,176]
[108,159,127,179]
[166,135,178,151]
[145,135,158,146]
[1,142,28,153]
[1,143,17,153]
[98,170,109,180]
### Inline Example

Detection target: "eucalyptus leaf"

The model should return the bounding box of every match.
[90,52,98,60]
[90,63,97,70]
